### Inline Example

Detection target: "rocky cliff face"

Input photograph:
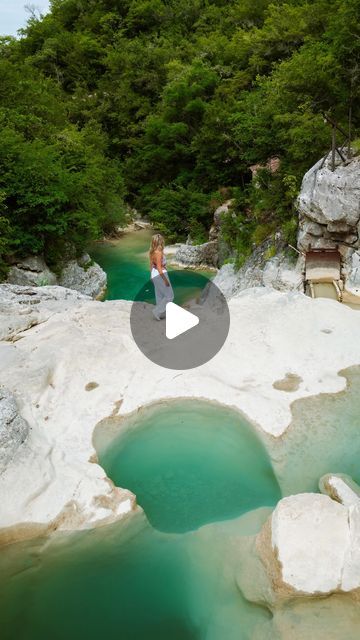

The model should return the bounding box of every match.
[213,236,304,299]
[6,256,58,287]
[297,151,360,289]
[6,254,107,300]
[295,150,360,300]
[297,152,360,253]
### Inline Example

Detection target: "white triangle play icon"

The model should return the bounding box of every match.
[165,302,199,340]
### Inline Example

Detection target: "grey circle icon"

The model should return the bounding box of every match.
[130,272,230,370]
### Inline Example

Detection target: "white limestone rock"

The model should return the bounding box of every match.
[59,254,107,299]
[298,153,360,227]
[116,218,152,234]
[7,255,57,287]
[297,152,360,252]
[262,255,304,292]
[212,251,304,299]
[173,240,218,268]
[171,200,233,267]
[319,473,360,507]
[163,243,181,259]
[6,253,107,299]
[0,387,29,473]
[211,263,242,299]
[269,493,360,595]
[0,284,90,341]
[1,287,360,540]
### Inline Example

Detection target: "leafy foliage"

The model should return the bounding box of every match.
[0,0,359,274]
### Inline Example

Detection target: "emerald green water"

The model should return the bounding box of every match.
[96,400,281,533]
[0,401,280,640]
[3,507,360,640]
[89,229,213,302]
[0,510,272,640]
[268,366,360,495]
[2,378,360,639]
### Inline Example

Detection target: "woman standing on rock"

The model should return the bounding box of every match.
[149,233,174,320]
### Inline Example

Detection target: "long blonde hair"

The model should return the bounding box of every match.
[149,233,165,261]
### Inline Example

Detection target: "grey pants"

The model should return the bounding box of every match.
[152,270,174,318]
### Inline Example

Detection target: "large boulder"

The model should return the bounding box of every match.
[319,473,360,507]
[173,240,218,268]
[0,387,29,473]
[59,254,107,299]
[297,152,360,253]
[6,256,57,287]
[259,493,360,597]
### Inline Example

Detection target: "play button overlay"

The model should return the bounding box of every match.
[130,272,230,370]
[166,302,199,340]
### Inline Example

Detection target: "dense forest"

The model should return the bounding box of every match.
[0,0,359,276]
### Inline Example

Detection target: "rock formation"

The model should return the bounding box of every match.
[213,238,304,299]
[319,473,360,507]
[1,284,360,542]
[59,254,107,299]
[0,387,29,474]
[297,151,360,292]
[256,492,360,599]
[297,151,360,253]
[172,240,218,269]
[0,284,90,341]
[343,250,360,295]
[172,200,234,269]
[116,218,152,234]
[6,255,57,287]
[209,199,233,242]
[6,254,107,300]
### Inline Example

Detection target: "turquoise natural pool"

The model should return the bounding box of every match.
[96,400,281,533]
[2,378,360,639]
[1,401,280,640]
[89,228,214,302]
